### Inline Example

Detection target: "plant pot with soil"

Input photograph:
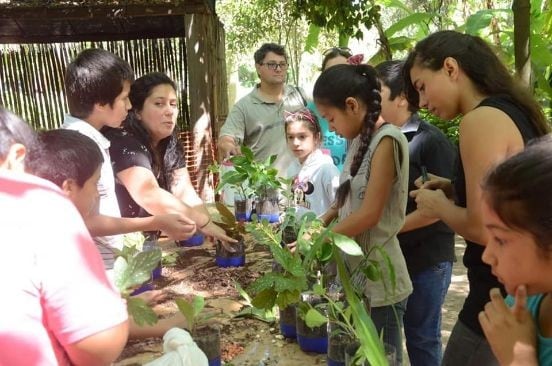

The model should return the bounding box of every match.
[234,195,253,222]
[177,232,205,247]
[213,202,246,268]
[296,292,328,354]
[176,295,221,366]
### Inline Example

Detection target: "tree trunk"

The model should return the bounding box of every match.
[512,0,532,88]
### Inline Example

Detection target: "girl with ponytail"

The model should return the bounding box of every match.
[314,64,412,364]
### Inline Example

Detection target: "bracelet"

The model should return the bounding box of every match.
[199,217,211,229]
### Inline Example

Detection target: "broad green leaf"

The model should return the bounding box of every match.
[304,23,321,53]
[385,12,434,37]
[251,288,277,310]
[312,283,325,296]
[362,262,381,282]
[192,295,205,317]
[305,308,327,328]
[176,298,196,330]
[276,289,301,309]
[127,297,158,326]
[333,233,363,256]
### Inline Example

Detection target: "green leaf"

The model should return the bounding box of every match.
[312,283,325,296]
[114,249,161,293]
[465,10,494,35]
[333,233,363,256]
[305,308,327,328]
[362,262,381,282]
[304,23,320,53]
[127,297,158,327]
[251,288,277,310]
[176,298,196,330]
[233,305,276,323]
[384,12,433,38]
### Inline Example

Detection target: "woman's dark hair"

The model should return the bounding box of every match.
[403,30,549,136]
[482,135,552,256]
[321,47,353,71]
[0,107,37,161]
[123,72,184,189]
[313,64,381,209]
[284,107,322,143]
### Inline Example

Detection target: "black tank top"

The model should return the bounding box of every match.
[454,95,541,335]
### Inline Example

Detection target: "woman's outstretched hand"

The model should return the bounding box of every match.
[200,221,238,252]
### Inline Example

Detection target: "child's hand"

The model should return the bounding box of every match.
[409,188,447,219]
[413,173,454,199]
[479,286,538,366]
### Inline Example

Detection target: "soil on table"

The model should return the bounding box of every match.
[115,236,469,366]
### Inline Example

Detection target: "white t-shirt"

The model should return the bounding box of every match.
[287,149,339,216]
[62,115,123,270]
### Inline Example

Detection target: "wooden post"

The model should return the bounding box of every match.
[185,12,226,202]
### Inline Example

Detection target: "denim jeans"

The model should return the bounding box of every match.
[371,298,408,365]
[442,320,499,366]
[404,261,452,366]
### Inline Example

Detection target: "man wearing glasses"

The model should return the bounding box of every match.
[218,43,306,173]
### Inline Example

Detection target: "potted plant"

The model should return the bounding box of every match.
[213,202,246,267]
[113,232,162,327]
[176,295,220,366]
[177,232,205,247]
[215,146,287,223]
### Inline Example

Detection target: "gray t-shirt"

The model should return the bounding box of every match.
[220,84,306,173]
[339,124,412,307]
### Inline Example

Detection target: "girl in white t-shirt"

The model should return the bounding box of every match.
[285,107,339,217]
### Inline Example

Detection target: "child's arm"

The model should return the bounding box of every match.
[85,213,196,240]
[331,137,395,237]
[479,286,538,366]
[64,321,129,366]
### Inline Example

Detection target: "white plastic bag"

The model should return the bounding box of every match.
[144,328,208,366]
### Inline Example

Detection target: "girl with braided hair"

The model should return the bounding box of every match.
[314,64,412,364]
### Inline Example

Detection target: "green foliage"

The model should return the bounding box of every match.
[175,295,205,332]
[213,202,247,239]
[216,145,286,200]
[233,282,277,323]
[127,297,158,327]
[294,0,383,40]
[113,232,162,326]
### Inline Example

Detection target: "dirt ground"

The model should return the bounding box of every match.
[114,236,468,366]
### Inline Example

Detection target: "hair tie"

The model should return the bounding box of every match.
[347,54,364,65]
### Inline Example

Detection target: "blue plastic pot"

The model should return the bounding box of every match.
[279,305,297,339]
[215,255,245,268]
[178,233,205,247]
[257,213,280,223]
[327,358,345,366]
[130,282,153,296]
[207,356,221,366]
[152,264,162,280]
[297,333,328,354]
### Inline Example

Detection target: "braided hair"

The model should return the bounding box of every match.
[313,64,382,209]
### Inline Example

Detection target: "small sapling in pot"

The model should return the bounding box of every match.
[213,202,246,267]
[176,295,221,366]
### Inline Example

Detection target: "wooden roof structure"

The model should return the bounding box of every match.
[0,0,227,200]
[0,0,215,43]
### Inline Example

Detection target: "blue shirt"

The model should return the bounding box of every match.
[307,101,347,171]
[506,294,552,365]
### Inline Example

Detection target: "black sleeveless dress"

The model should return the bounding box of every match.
[455,95,541,335]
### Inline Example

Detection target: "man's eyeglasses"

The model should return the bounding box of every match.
[323,47,352,57]
[260,62,288,70]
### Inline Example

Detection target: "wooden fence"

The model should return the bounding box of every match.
[0,38,190,131]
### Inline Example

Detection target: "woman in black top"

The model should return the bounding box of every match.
[403,30,549,366]
[104,72,235,246]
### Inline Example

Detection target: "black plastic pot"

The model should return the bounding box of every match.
[279,305,297,339]
[327,322,352,366]
[296,293,328,354]
[193,325,221,366]
[234,197,253,222]
[177,233,205,247]
[215,237,245,267]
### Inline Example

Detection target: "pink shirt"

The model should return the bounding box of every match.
[0,171,128,366]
